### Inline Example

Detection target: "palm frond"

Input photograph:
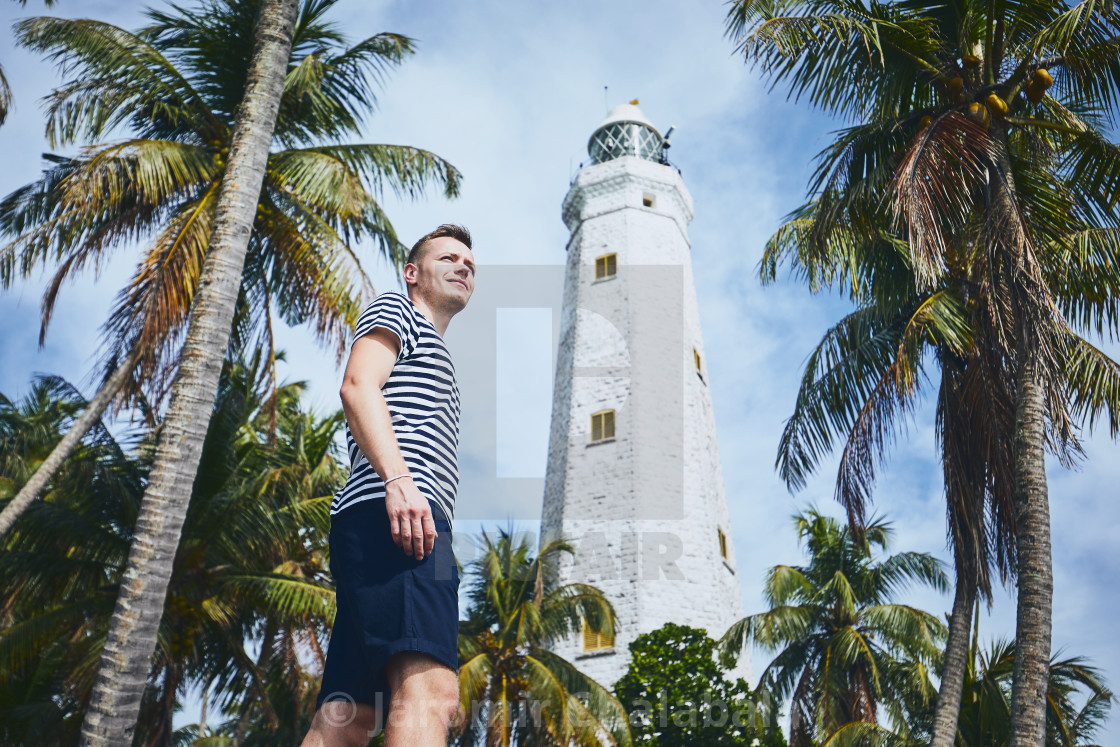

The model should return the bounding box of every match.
[820,718,915,747]
[777,306,902,493]
[1048,227,1120,339]
[274,32,414,144]
[289,144,462,201]
[0,64,12,127]
[725,1,943,120]
[218,573,335,624]
[888,112,997,289]
[0,154,165,298]
[99,183,218,404]
[531,648,632,746]
[1064,335,1120,437]
[834,291,970,528]
[15,16,221,145]
[62,139,219,211]
[719,605,817,663]
[860,603,946,658]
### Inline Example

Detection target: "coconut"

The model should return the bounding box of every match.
[968,102,990,129]
[985,93,1008,117]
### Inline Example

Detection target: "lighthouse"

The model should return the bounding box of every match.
[540,103,749,687]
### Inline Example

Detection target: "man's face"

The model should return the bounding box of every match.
[407,236,476,313]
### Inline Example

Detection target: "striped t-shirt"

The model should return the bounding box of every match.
[331,291,461,527]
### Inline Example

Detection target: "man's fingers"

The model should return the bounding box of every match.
[398,512,412,551]
[422,513,438,557]
[411,516,425,559]
[389,510,403,548]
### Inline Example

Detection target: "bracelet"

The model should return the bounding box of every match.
[384,473,412,486]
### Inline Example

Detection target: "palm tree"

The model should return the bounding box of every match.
[456,528,632,747]
[822,636,1112,747]
[724,3,1120,744]
[0,354,346,747]
[79,2,301,739]
[719,510,948,747]
[953,634,1113,747]
[759,197,1023,747]
[833,617,1119,747]
[1,1,459,738]
[0,0,461,537]
[0,376,143,746]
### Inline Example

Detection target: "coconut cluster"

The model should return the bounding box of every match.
[919,60,1054,131]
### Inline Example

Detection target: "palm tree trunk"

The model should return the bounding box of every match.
[232,621,278,747]
[0,348,139,538]
[77,3,300,744]
[285,631,301,747]
[151,663,183,747]
[929,578,976,747]
[500,673,510,747]
[199,682,209,736]
[1008,344,1052,747]
[307,627,326,669]
[986,131,1054,747]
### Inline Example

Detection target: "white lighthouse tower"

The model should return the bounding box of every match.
[540,103,749,687]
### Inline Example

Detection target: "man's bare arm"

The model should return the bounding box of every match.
[340,328,436,560]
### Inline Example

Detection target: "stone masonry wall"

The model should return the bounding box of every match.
[541,155,751,689]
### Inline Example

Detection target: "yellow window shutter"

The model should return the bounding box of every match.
[582,618,614,651]
[591,409,615,442]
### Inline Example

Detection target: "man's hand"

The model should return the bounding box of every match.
[384,476,437,560]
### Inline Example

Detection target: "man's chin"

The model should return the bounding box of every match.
[440,291,470,314]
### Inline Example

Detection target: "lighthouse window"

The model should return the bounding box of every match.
[693,347,703,377]
[595,253,617,280]
[591,409,615,442]
[718,527,728,560]
[642,193,655,208]
[582,618,614,651]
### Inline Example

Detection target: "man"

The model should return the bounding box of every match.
[301,225,476,747]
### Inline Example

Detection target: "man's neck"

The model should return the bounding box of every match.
[406,291,452,337]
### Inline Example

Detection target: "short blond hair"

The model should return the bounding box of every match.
[407,224,472,265]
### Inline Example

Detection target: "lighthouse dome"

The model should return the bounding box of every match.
[587,103,663,164]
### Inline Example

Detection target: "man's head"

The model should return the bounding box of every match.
[404,224,475,315]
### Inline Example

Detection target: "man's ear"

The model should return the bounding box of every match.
[402,262,417,284]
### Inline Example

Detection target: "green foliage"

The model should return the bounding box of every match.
[720,511,947,747]
[950,638,1113,747]
[732,5,1120,742]
[735,0,1120,539]
[839,627,1120,747]
[0,0,461,410]
[614,622,786,747]
[0,351,346,746]
[456,528,631,746]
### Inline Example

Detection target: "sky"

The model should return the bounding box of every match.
[1,0,1118,740]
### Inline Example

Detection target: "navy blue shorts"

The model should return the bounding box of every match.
[315,498,459,711]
